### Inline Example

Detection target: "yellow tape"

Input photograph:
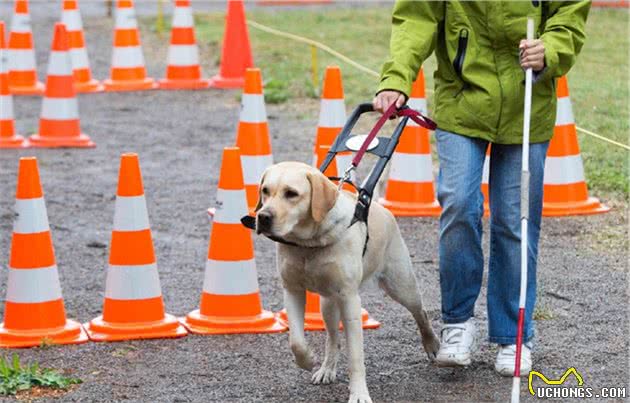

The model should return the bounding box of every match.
[246,19,629,152]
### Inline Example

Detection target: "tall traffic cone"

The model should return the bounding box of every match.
[0,157,88,348]
[208,0,253,89]
[7,0,44,95]
[276,146,378,331]
[378,68,440,216]
[313,66,352,171]
[61,0,103,93]
[104,0,157,91]
[26,23,94,148]
[235,68,273,211]
[481,145,490,216]
[183,147,287,335]
[542,76,610,216]
[159,0,210,89]
[85,153,188,341]
[0,21,26,148]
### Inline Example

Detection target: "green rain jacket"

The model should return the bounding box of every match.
[377,1,591,144]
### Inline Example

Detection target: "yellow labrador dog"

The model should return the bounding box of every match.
[255,161,440,403]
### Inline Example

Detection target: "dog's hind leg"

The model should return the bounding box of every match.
[285,289,315,371]
[312,296,340,385]
[379,239,440,360]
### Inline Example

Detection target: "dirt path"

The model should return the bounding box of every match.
[0,8,627,403]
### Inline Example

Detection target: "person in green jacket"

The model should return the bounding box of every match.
[374,1,590,376]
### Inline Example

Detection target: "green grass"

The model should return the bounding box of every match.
[0,354,81,396]
[146,6,628,201]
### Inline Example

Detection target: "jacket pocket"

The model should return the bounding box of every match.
[452,28,469,77]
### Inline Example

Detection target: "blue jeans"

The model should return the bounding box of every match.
[435,129,549,345]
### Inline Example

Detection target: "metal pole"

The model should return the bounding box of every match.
[511,17,534,403]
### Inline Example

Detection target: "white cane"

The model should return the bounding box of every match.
[510,17,535,403]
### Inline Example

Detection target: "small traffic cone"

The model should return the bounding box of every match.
[315,145,355,193]
[235,68,273,211]
[7,0,44,95]
[481,146,490,216]
[378,68,440,216]
[61,0,103,93]
[209,0,253,89]
[183,147,287,335]
[26,23,94,148]
[0,157,88,348]
[104,0,157,91]
[0,21,27,148]
[313,66,352,172]
[159,0,210,89]
[542,76,610,216]
[85,153,188,341]
[276,288,380,332]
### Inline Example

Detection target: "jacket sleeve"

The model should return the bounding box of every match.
[540,1,591,79]
[377,1,444,98]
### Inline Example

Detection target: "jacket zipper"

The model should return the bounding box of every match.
[453,29,469,98]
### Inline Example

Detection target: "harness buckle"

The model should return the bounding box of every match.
[338,164,355,191]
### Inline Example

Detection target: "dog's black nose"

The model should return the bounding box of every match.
[257,210,273,231]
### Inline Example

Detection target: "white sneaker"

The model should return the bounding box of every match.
[494,343,533,376]
[434,318,478,367]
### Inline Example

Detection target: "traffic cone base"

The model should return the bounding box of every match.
[103,77,157,92]
[0,135,27,148]
[182,308,286,335]
[542,196,610,217]
[75,78,104,93]
[26,133,94,148]
[158,77,211,90]
[378,197,441,217]
[0,319,87,348]
[276,308,380,331]
[8,81,45,96]
[208,75,245,89]
[86,314,187,342]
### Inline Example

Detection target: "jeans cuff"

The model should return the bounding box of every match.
[442,313,473,324]
[488,333,535,345]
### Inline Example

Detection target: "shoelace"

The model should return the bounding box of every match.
[441,325,466,345]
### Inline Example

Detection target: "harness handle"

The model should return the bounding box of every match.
[351,103,436,168]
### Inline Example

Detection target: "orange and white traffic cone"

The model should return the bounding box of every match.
[276,283,380,331]
[0,21,26,148]
[159,0,210,90]
[209,0,253,89]
[542,76,610,216]
[0,157,88,348]
[104,0,156,91]
[26,23,94,148]
[313,66,352,172]
[7,0,44,95]
[61,0,103,93]
[183,147,287,335]
[378,68,440,216]
[481,146,490,216]
[85,153,188,341]
[235,68,273,211]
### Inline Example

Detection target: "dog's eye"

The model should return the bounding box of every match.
[262,187,269,196]
[284,189,299,199]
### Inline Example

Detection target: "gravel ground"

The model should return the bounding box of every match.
[0,5,628,403]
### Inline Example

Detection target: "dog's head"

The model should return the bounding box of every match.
[255,162,339,238]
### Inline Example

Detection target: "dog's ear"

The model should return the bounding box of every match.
[307,171,338,223]
[254,170,268,212]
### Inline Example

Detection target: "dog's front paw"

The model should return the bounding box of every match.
[348,391,373,403]
[291,344,315,371]
[422,331,440,362]
[312,365,337,385]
